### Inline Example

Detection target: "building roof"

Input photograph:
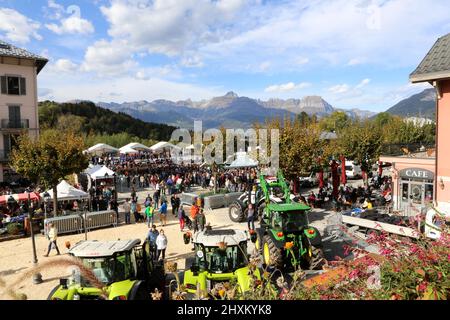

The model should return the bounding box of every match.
[69,239,141,257]
[410,33,450,83]
[0,40,48,74]
[192,229,248,246]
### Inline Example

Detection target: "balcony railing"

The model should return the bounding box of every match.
[1,119,30,129]
[380,143,436,157]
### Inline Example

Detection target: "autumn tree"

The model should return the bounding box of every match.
[338,119,382,185]
[10,130,89,215]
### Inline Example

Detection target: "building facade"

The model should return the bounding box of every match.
[393,32,450,216]
[0,40,47,183]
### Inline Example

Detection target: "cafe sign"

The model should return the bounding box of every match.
[399,168,434,180]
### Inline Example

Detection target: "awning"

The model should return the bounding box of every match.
[41,180,89,201]
[86,143,119,155]
[85,165,116,180]
[0,192,41,205]
[226,152,258,168]
[121,142,152,152]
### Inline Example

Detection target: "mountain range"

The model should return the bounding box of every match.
[97,92,377,128]
[384,88,436,119]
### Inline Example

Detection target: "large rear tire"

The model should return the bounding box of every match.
[262,234,283,269]
[129,282,150,300]
[229,202,245,222]
[305,246,326,270]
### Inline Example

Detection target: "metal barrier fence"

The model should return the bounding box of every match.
[44,215,83,236]
[44,210,117,236]
[85,210,117,231]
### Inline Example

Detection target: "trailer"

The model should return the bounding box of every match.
[340,207,449,240]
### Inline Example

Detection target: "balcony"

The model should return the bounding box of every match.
[1,119,30,130]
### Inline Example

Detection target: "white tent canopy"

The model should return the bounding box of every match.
[121,142,152,152]
[85,165,116,180]
[119,145,139,154]
[42,180,89,201]
[87,143,119,155]
[226,152,258,168]
[150,141,180,153]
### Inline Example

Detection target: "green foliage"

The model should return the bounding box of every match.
[39,100,176,143]
[338,119,382,173]
[318,111,351,133]
[10,130,89,215]
[6,223,23,235]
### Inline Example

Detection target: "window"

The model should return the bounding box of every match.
[0,76,26,95]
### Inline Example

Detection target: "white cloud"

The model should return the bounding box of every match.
[265,82,311,93]
[0,8,42,44]
[81,40,136,76]
[295,57,309,65]
[329,84,350,94]
[347,58,363,66]
[181,55,204,68]
[99,0,249,56]
[258,61,271,72]
[45,0,94,35]
[56,59,78,72]
[38,72,223,103]
[46,16,94,35]
[356,78,371,89]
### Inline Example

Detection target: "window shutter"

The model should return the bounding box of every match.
[0,76,6,94]
[20,77,26,95]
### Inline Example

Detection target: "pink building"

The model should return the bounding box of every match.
[381,33,450,216]
[0,40,47,182]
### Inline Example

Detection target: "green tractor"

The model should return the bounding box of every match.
[48,239,165,300]
[254,170,326,271]
[183,229,260,298]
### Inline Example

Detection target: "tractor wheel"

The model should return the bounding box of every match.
[229,202,245,222]
[262,234,283,269]
[47,285,61,300]
[307,246,326,270]
[129,282,150,300]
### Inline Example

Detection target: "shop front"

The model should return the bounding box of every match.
[398,168,434,215]
[380,154,435,216]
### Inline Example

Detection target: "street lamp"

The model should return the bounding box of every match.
[25,188,43,284]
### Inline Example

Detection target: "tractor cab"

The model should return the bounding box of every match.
[192,230,248,274]
[183,229,260,296]
[48,239,164,300]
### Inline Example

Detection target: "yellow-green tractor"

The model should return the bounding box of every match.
[48,239,165,300]
[183,229,260,297]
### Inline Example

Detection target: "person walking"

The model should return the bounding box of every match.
[190,200,200,233]
[155,229,168,261]
[158,200,168,226]
[196,209,206,232]
[247,203,255,231]
[44,223,60,257]
[178,205,186,231]
[145,203,155,227]
[122,198,131,224]
[153,188,160,210]
[146,224,159,257]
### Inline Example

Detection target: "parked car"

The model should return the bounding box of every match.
[345,161,362,179]
[299,172,318,187]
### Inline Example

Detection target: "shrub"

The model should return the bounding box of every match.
[6,223,23,235]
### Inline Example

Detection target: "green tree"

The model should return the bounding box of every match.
[10,130,89,215]
[338,120,382,185]
[319,111,351,133]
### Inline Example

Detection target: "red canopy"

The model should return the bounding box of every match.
[318,170,324,189]
[331,160,339,197]
[340,155,347,185]
[0,192,41,205]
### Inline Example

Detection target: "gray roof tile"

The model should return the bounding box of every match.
[410,33,450,83]
[0,39,48,74]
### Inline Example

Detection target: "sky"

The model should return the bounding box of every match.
[0,0,449,112]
